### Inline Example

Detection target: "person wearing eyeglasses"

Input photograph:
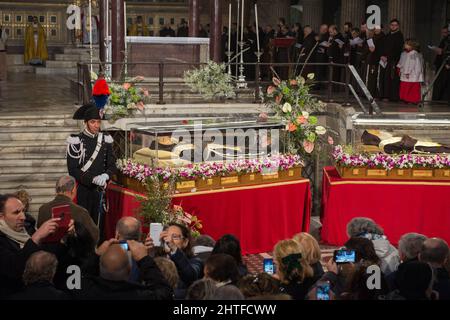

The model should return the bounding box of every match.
[145,222,203,299]
[379,19,405,102]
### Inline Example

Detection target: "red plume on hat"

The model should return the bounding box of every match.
[92,77,111,109]
[92,78,111,96]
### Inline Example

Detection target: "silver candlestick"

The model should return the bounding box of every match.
[236,41,247,89]
[226,51,234,75]
[255,50,263,63]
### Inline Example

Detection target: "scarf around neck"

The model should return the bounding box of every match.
[0,219,31,249]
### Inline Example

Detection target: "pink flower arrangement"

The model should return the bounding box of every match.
[116,154,304,183]
[332,145,450,170]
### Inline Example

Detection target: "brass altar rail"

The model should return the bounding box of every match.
[77,60,379,115]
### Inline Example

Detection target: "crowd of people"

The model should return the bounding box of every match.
[226,18,449,105]
[1,181,449,300]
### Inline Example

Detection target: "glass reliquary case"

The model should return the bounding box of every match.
[335,114,450,181]
[127,118,287,166]
[351,113,450,155]
[119,118,304,192]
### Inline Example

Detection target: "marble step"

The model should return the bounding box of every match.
[0,118,78,128]
[0,126,75,134]
[0,158,67,167]
[63,47,99,55]
[54,53,100,62]
[0,180,55,191]
[7,65,35,73]
[46,60,79,69]
[0,114,76,121]
[0,165,67,175]
[34,67,78,75]
[0,172,66,183]
[0,151,66,160]
[0,132,74,141]
[7,54,24,65]
[0,144,66,154]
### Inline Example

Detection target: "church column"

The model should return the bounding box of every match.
[189,0,200,37]
[388,0,416,38]
[99,0,108,64]
[275,0,291,25]
[210,0,222,62]
[301,0,323,32]
[111,0,125,79]
[340,0,366,28]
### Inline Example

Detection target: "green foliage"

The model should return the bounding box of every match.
[265,75,329,156]
[137,175,177,227]
[105,77,150,122]
[184,61,236,100]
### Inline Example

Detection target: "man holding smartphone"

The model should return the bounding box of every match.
[67,104,116,240]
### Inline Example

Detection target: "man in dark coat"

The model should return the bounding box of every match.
[379,19,404,102]
[9,251,69,300]
[298,25,317,77]
[72,239,173,300]
[37,175,99,244]
[432,26,449,101]
[0,194,70,298]
[66,103,116,239]
[419,238,450,300]
[327,25,345,91]
[315,24,329,88]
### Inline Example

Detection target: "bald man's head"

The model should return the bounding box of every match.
[420,238,449,267]
[56,175,76,195]
[116,216,142,241]
[99,245,131,281]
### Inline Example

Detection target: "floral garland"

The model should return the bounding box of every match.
[116,154,304,183]
[332,145,450,170]
[105,76,150,121]
[183,61,236,100]
[264,75,330,155]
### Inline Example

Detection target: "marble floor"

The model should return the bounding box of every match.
[0,73,77,117]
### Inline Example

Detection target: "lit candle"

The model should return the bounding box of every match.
[89,0,93,74]
[255,2,260,56]
[228,2,231,56]
[241,0,244,43]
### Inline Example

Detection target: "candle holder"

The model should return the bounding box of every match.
[225,51,234,75]
[237,41,247,89]
[255,50,263,63]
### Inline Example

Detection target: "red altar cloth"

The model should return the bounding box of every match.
[321,167,450,246]
[105,179,311,255]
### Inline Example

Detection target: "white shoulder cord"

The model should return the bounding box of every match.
[67,141,86,165]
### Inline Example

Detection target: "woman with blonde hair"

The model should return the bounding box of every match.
[273,239,315,300]
[293,233,324,280]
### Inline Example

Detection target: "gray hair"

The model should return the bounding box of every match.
[193,234,216,248]
[56,175,76,194]
[186,278,218,300]
[23,251,58,286]
[211,285,245,300]
[398,233,428,260]
[346,217,384,237]
[116,216,142,241]
[420,238,449,265]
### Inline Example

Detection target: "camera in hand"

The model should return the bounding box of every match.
[316,281,331,300]
[333,249,356,264]
[119,240,129,251]
[263,258,276,274]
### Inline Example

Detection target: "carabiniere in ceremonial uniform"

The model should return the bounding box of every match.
[66,103,116,236]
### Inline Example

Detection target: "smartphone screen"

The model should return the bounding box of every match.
[334,249,356,264]
[263,258,275,275]
[316,282,330,300]
[150,223,163,247]
[119,241,129,251]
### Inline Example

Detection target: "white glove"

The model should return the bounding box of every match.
[92,173,109,187]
